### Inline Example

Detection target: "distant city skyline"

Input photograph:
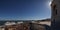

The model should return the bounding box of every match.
[0,0,51,20]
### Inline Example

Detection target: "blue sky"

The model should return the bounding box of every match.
[0,0,51,20]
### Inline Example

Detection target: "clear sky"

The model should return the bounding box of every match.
[0,0,51,20]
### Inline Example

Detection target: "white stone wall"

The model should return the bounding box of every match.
[38,21,51,26]
[0,28,5,30]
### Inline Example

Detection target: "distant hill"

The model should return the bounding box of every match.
[0,20,33,26]
[0,19,51,26]
[35,19,51,22]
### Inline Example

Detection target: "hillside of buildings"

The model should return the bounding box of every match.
[0,19,51,25]
[0,19,51,30]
